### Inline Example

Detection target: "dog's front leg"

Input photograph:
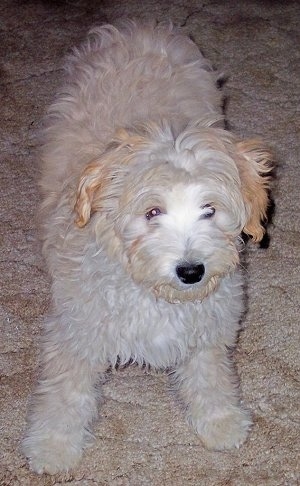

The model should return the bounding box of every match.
[22,317,104,475]
[174,345,252,450]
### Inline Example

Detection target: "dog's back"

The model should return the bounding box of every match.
[39,21,222,198]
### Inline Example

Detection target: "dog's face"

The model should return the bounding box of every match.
[75,122,272,302]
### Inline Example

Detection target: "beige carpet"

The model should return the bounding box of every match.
[1,1,299,484]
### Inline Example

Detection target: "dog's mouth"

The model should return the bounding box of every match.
[127,252,238,304]
[153,274,220,304]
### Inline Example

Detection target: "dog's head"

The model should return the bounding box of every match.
[74,120,273,303]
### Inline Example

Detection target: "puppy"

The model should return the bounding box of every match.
[22,20,272,474]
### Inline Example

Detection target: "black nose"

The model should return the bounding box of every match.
[176,263,205,285]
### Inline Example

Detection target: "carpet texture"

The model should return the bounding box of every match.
[1,1,299,485]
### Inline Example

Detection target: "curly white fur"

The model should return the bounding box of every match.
[22,20,272,474]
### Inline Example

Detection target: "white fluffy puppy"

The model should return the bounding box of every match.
[22,20,272,474]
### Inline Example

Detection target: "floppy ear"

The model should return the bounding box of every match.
[235,140,273,242]
[75,159,110,228]
[74,129,148,227]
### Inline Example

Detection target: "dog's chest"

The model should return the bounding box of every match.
[78,248,242,368]
[95,281,201,367]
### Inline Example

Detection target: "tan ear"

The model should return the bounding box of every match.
[74,129,148,227]
[235,140,273,242]
[74,161,105,227]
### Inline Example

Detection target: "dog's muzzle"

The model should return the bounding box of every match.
[176,263,205,285]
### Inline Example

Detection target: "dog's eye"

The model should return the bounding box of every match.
[201,204,215,219]
[145,207,162,220]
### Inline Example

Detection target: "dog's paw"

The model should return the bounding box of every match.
[22,432,83,474]
[190,406,252,450]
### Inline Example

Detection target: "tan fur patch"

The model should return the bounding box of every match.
[235,139,273,242]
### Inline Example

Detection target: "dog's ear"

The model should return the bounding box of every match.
[235,140,273,242]
[74,129,148,227]
[75,159,110,228]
